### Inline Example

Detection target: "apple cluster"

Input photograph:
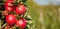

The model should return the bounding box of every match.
[2,0,27,29]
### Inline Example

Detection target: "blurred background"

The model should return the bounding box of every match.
[0,0,60,29]
[26,0,60,29]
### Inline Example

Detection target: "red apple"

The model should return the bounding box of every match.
[6,0,14,3]
[16,18,26,28]
[15,4,26,15]
[5,14,16,25]
[5,7,14,12]
[5,2,13,7]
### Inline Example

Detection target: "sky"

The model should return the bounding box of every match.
[34,0,60,5]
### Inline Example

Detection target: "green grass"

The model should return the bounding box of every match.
[26,0,60,29]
